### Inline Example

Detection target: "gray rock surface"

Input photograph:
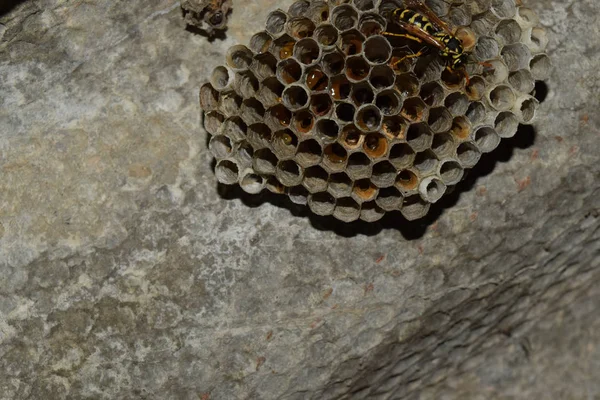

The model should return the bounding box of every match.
[0,0,598,399]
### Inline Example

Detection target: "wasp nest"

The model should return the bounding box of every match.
[201,0,550,222]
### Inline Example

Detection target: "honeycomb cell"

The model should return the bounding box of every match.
[276,58,302,84]
[488,84,516,111]
[474,36,500,61]
[288,0,310,17]
[253,148,278,175]
[508,69,535,94]
[465,76,486,100]
[395,73,421,97]
[286,17,316,39]
[406,123,433,152]
[481,59,509,84]
[395,169,419,192]
[266,176,285,194]
[466,101,486,125]
[514,95,538,123]
[444,92,470,116]
[474,126,500,153]
[266,104,291,131]
[303,165,329,193]
[431,133,454,158]
[450,116,472,142]
[329,75,351,99]
[428,107,453,133]
[346,152,372,180]
[494,111,519,138]
[281,84,309,110]
[226,45,254,71]
[363,132,387,159]
[355,105,382,132]
[448,5,471,27]
[305,1,330,24]
[371,160,396,188]
[336,103,356,123]
[215,159,240,185]
[401,97,427,123]
[292,109,314,135]
[495,19,522,45]
[273,34,297,60]
[345,56,370,82]
[340,29,364,56]
[413,150,438,174]
[322,51,346,76]
[515,7,539,29]
[256,77,284,107]
[200,83,220,112]
[351,82,375,105]
[294,38,321,65]
[501,43,532,71]
[382,116,408,140]
[328,172,353,197]
[333,197,361,222]
[529,54,551,80]
[314,24,339,48]
[289,185,309,205]
[210,66,234,91]
[209,135,233,159]
[375,90,402,116]
[358,13,386,37]
[296,139,323,167]
[323,143,348,172]
[316,118,340,143]
[389,143,415,169]
[222,116,247,142]
[240,171,266,194]
[360,201,385,222]
[456,141,482,168]
[352,179,378,202]
[308,192,336,215]
[305,68,329,91]
[340,124,363,150]
[331,4,358,31]
[247,123,272,149]
[419,176,447,203]
[310,94,333,116]
[364,35,392,64]
[490,0,516,19]
[272,128,298,157]
[276,159,304,186]
[369,65,395,91]
[401,195,431,221]
[439,160,464,185]
[249,31,273,54]
[375,186,403,211]
[420,82,445,107]
[265,10,288,36]
[353,0,375,12]
[240,98,265,124]
[203,111,224,135]
[252,53,278,81]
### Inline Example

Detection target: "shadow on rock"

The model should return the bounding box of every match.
[213,124,536,240]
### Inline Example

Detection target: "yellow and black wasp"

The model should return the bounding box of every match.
[383,0,472,78]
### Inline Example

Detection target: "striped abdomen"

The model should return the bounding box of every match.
[392,8,438,35]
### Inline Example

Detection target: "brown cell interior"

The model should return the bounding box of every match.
[396,169,419,190]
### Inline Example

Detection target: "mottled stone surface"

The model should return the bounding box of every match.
[0,0,598,399]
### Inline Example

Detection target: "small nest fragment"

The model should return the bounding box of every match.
[202,0,550,222]
[182,0,233,36]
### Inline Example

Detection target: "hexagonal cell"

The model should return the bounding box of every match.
[333,197,361,222]
[316,118,340,143]
[420,82,445,107]
[200,83,220,112]
[413,150,438,174]
[323,142,348,172]
[371,160,396,188]
[247,123,272,149]
[222,116,247,143]
[351,82,375,105]
[401,97,427,123]
[382,116,408,140]
[303,165,329,193]
[256,77,284,107]
[310,94,333,117]
[249,31,273,54]
[464,0,492,16]
[439,160,464,185]
[465,76,486,100]
[215,159,240,185]
[305,68,329,91]
[474,36,500,61]
[363,132,387,158]
[203,111,224,135]
[296,139,323,167]
[329,75,351,100]
[413,54,444,82]
[305,1,330,24]
[240,98,265,125]
[389,142,415,169]
[495,19,522,45]
[292,109,315,136]
[226,45,254,71]
[406,122,433,152]
[209,135,233,159]
[481,59,509,84]
[314,24,339,48]
[419,176,447,203]
[289,185,309,205]
[266,104,291,131]
[369,65,395,91]
[466,101,486,125]
[266,176,286,194]
[490,0,516,19]
[281,84,310,111]
[444,92,469,116]
[364,35,392,64]
[276,159,304,186]
[345,55,371,82]
[237,142,254,166]
[395,169,419,192]
[448,5,471,28]
[272,128,298,157]
[328,172,353,197]
[340,29,365,56]
[346,151,372,180]
[335,102,356,123]
[375,90,402,116]
[340,124,363,150]
[277,58,302,84]
[401,195,431,221]
[353,179,378,202]
[322,51,346,76]
[273,34,297,60]
[218,92,242,118]
[440,68,467,90]
[428,107,453,133]
[488,84,516,111]
[514,95,538,123]
[358,13,386,37]
[495,111,519,138]
[388,49,417,74]
[288,0,310,17]
[331,4,358,31]
[456,141,482,168]
[508,69,535,94]
[360,201,385,222]
[529,53,551,81]
[286,17,316,39]
[431,132,454,158]
[294,38,321,65]
[395,73,420,97]
[501,43,532,72]
[253,148,278,175]
[308,192,336,216]
[515,6,540,29]
[252,53,278,81]
[210,65,234,91]
[355,105,382,132]
[266,10,288,36]
[240,171,266,194]
[376,186,403,211]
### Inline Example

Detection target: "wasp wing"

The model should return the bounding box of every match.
[403,0,454,35]
[394,19,445,51]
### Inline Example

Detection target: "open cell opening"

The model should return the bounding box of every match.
[413,150,438,173]
[439,160,464,185]
[363,132,387,158]
[277,159,303,186]
[371,161,396,187]
[266,10,288,35]
[331,5,358,31]
[382,116,407,140]
[401,195,430,221]
[359,14,386,37]
[364,35,392,64]
[286,17,316,39]
[314,24,338,47]
[489,85,516,111]
[303,165,329,193]
[282,85,309,111]
[200,83,220,112]
[389,143,414,168]
[356,105,382,132]
[209,135,233,159]
[466,101,485,125]
[341,124,363,149]
[495,111,519,138]
[273,129,298,157]
[249,31,273,54]
[420,177,446,203]
[353,179,378,201]
[333,197,361,222]
[240,98,265,124]
[395,73,420,97]
[328,172,353,196]
[369,65,395,90]
[316,118,340,142]
[428,107,453,133]
[456,141,481,167]
[215,160,239,185]
[253,148,278,174]
[324,143,348,165]
[226,45,254,70]
[247,123,272,148]
[406,123,433,152]
[277,58,302,84]
[431,133,454,157]
[420,82,445,107]
[401,97,427,122]
[296,139,323,166]
[395,169,419,191]
[474,126,500,153]
[309,192,336,216]
[375,90,402,116]
[240,173,265,194]
[310,94,333,116]
[273,35,297,60]
[351,82,374,105]
[376,186,402,211]
[266,176,285,194]
[210,66,233,91]
[360,201,385,222]
[329,75,351,100]
[347,152,371,178]
[346,56,370,82]
[340,30,365,56]
[293,110,314,134]
[289,185,309,205]
[203,111,224,135]
[305,68,329,91]
[294,38,321,65]
[268,104,292,129]
[444,92,469,116]
[336,102,356,122]
[323,51,345,76]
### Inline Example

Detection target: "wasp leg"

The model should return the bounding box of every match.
[391,49,426,69]
[381,31,423,43]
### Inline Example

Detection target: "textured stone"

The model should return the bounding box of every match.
[0,0,599,399]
